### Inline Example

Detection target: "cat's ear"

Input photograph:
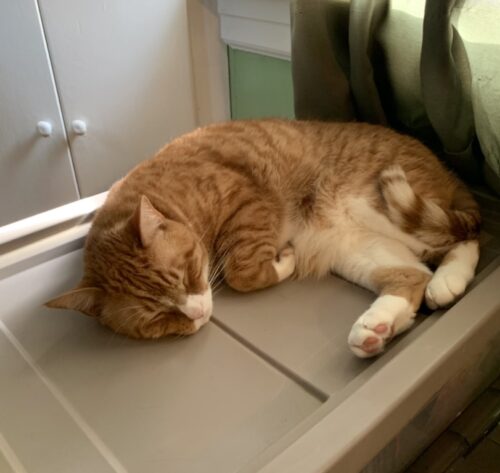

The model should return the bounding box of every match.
[131,195,166,247]
[45,287,104,317]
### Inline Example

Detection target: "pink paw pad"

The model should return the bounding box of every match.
[374,323,390,335]
[362,336,381,353]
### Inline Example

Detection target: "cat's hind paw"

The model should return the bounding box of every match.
[424,241,478,309]
[348,295,415,358]
[348,323,389,358]
[425,272,468,309]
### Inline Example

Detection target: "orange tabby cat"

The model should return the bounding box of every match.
[47,120,480,357]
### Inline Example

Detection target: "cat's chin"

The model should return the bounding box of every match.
[178,288,213,321]
[191,312,212,333]
[99,312,212,339]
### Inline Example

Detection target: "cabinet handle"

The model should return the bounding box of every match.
[72,120,87,135]
[37,121,52,137]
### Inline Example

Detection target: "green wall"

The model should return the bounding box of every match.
[228,48,294,120]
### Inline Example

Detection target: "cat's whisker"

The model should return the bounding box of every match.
[111,304,144,316]
[212,284,226,297]
[209,270,225,289]
[104,305,144,342]
[211,274,227,292]
[209,262,226,285]
[209,243,235,284]
[209,253,233,288]
[209,259,226,285]
[211,272,225,287]
[211,284,221,295]
[115,310,143,332]
[211,236,236,261]
[110,307,146,336]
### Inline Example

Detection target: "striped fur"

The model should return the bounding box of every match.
[380,165,480,248]
[46,119,481,356]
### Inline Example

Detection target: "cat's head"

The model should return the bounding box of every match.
[46,195,212,338]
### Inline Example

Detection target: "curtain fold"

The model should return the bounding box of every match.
[348,0,388,125]
[291,0,354,121]
[291,0,500,196]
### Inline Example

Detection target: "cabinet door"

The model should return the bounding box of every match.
[39,0,198,197]
[0,0,79,226]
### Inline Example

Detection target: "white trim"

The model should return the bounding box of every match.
[217,0,292,59]
[187,0,231,125]
[218,0,291,23]
[0,321,127,473]
[0,432,27,473]
[0,223,90,273]
[0,192,107,246]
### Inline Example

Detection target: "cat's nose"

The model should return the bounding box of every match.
[179,289,213,320]
[189,307,205,320]
[180,304,205,320]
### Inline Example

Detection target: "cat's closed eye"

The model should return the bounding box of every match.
[163,269,184,287]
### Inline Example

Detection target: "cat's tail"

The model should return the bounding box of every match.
[379,165,480,248]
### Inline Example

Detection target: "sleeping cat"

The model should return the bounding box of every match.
[46,119,480,358]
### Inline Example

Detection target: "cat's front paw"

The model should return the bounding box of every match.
[348,295,415,358]
[272,246,296,282]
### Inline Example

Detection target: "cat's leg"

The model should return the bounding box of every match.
[333,233,432,358]
[347,267,431,358]
[223,243,295,292]
[425,240,479,309]
[220,201,295,293]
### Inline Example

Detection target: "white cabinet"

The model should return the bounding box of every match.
[39,0,198,197]
[0,0,79,226]
[1,0,200,225]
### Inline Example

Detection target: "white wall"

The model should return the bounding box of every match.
[187,0,231,125]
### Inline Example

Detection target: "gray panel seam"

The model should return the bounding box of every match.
[211,317,329,402]
[0,320,128,473]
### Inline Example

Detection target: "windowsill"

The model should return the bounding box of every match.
[217,0,292,59]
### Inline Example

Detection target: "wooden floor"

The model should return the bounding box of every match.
[406,375,500,473]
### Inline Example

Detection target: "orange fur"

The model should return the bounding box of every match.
[46,119,480,341]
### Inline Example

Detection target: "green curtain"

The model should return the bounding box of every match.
[291,0,500,197]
